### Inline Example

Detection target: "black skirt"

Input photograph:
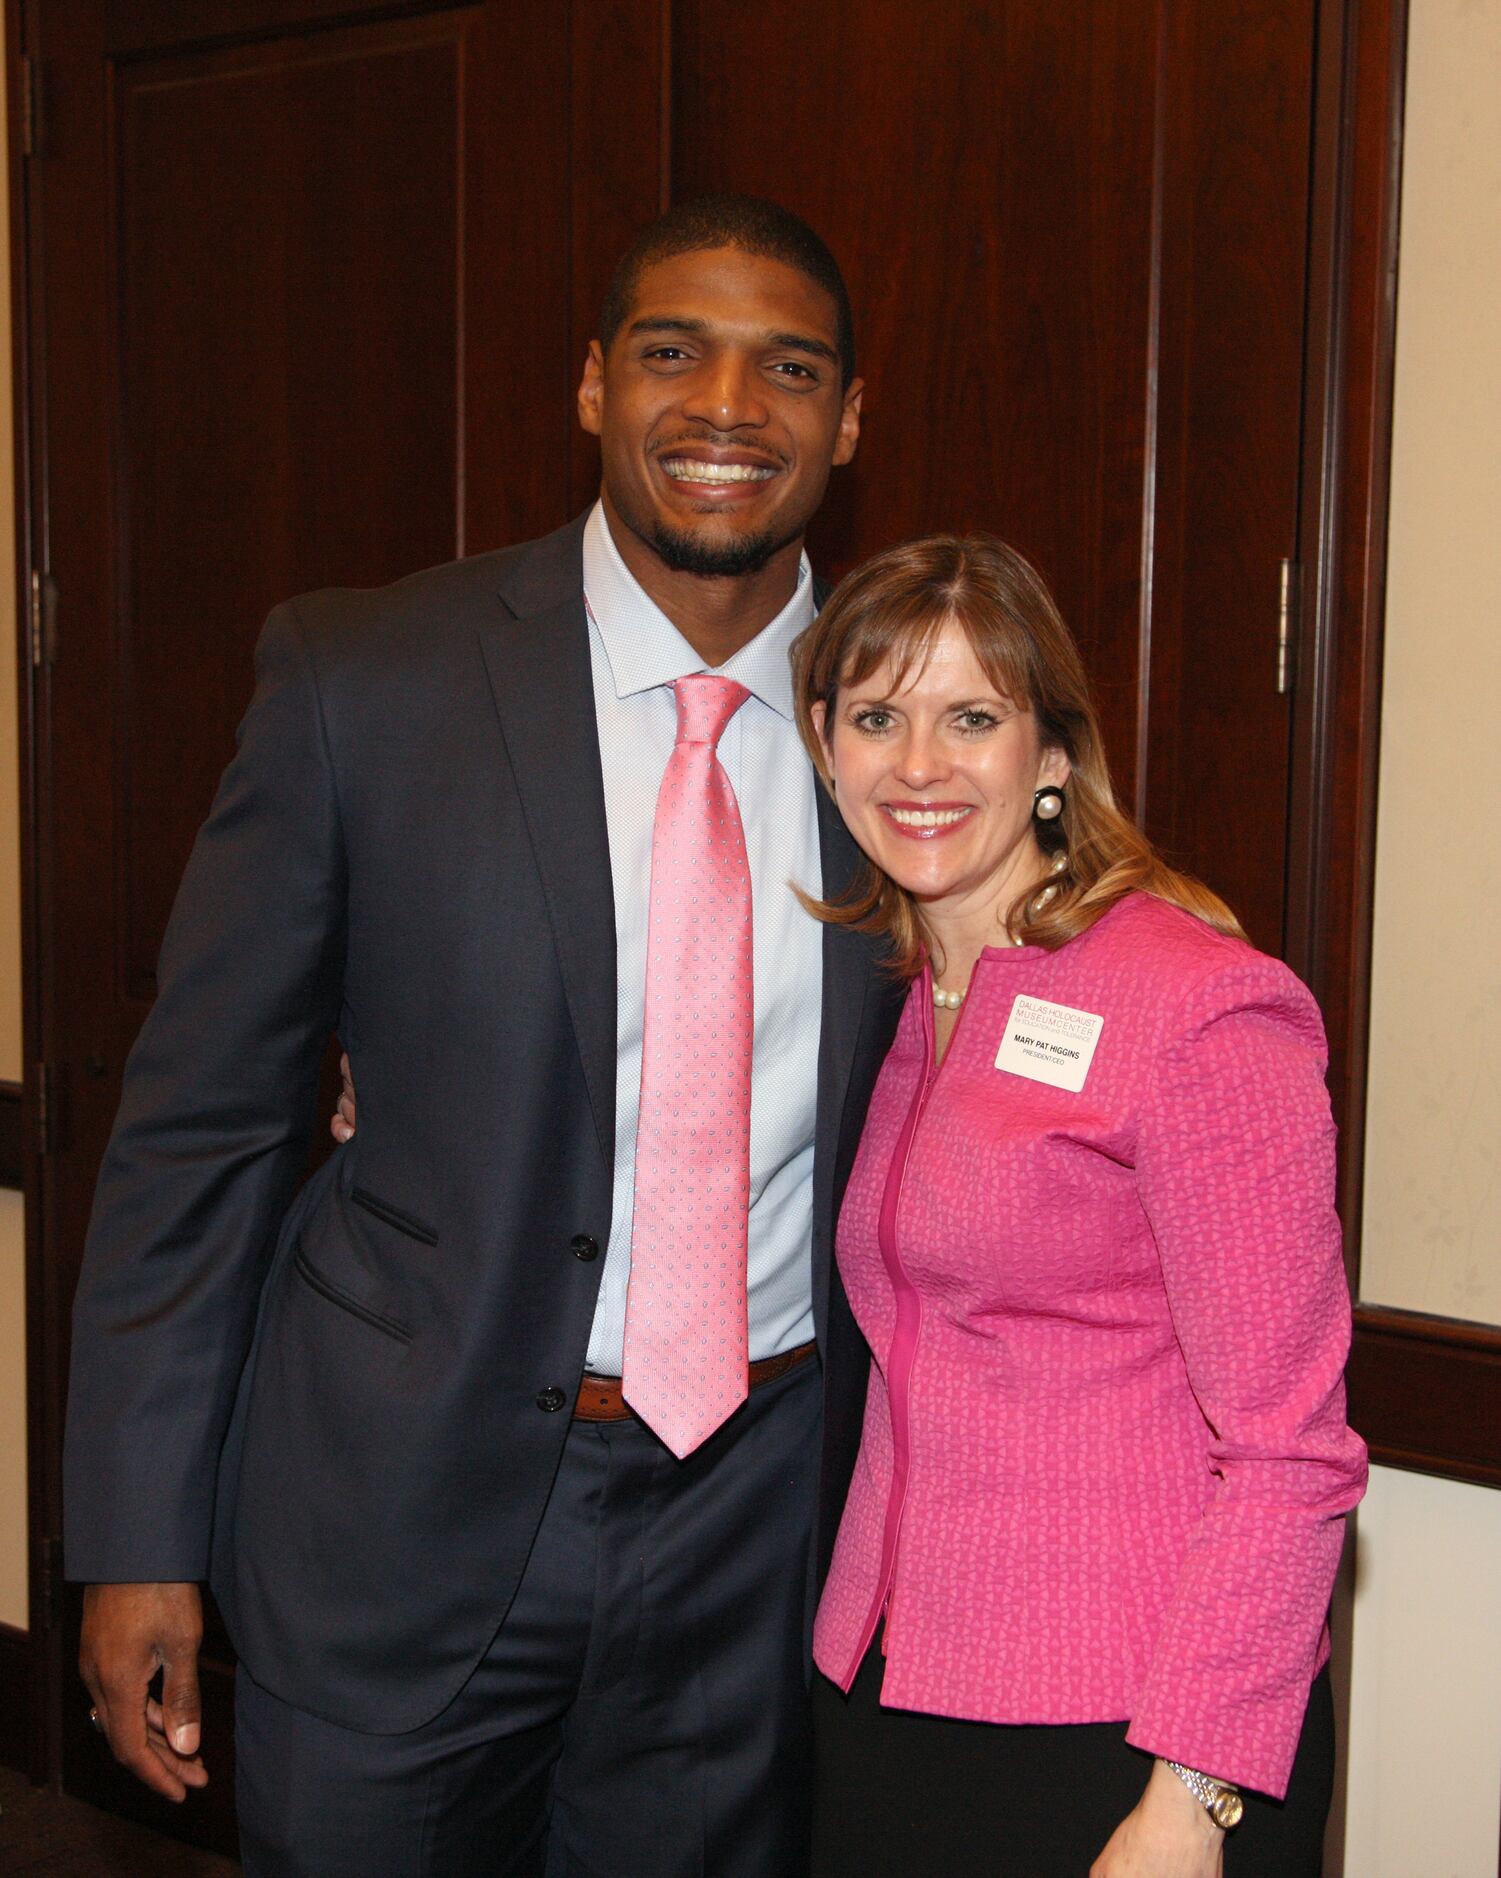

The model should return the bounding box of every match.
[812,1640,1334,1878]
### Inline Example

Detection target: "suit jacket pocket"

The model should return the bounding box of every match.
[293,1249,413,1344]
[350,1185,439,1246]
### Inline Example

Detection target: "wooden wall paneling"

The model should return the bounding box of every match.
[671,0,1159,806]
[1346,1310,1501,1487]
[17,0,109,1802]
[1141,0,1317,956]
[1307,0,1406,1261]
[461,0,670,548]
[565,0,669,516]
[114,18,464,1002]
[674,0,1320,957]
[18,0,589,1840]
[0,1622,31,1771]
[101,0,455,56]
[0,1082,19,1186]
[10,0,50,1792]
[454,2,570,555]
[46,11,477,1845]
[1289,0,1404,1217]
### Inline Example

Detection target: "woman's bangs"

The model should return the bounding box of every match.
[833,597,948,694]
[835,595,1033,708]
[954,602,1036,712]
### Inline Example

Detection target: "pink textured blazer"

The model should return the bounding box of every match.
[813,891,1366,1798]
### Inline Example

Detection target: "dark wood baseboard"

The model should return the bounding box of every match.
[0,1620,33,1774]
[1348,1306,1501,1488]
[0,1081,20,1190]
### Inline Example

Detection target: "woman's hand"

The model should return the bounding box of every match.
[330,1051,357,1143]
[1089,1760,1225,1878]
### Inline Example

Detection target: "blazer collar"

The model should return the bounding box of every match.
[815,785,872,1128]
[811,782,874,1273]
[478,516,878,1222]
[480,512,617,1174]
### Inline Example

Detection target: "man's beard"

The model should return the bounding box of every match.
[648,518,794,579]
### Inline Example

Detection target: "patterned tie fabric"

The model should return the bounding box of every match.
[623,674,755,1458]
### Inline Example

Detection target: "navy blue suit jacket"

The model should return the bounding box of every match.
[63,513,901,1731]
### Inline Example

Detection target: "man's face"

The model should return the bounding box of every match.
[578,246,862,578]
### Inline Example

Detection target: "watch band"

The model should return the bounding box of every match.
[1165,1760,1245,1831]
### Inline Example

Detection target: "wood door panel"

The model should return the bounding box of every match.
[21,0,654,1844]
[673,0,1317,950]
[102,0,463,56]
[115,20,461,996]
[672,0,1159,805]
[1143,0,1316,951]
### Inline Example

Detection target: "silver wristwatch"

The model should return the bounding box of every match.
[1166,1760,1244,1830]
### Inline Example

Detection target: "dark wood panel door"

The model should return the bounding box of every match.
[115,19,463,998]
[1143,1,1315,952]
[16,0,659,1846]
[672,0,1318,952]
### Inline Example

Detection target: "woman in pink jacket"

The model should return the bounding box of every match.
[794,536,1366,1877]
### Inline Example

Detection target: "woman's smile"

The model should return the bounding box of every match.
[877,801,976,838]
[814,619,1068,941]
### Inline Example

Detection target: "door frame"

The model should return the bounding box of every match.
[8,0,56,1788]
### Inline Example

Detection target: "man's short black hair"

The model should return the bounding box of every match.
[598,194,856,390]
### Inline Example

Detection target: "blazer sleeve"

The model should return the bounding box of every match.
[63,602,347,1584]
[1123,952,1367,1798]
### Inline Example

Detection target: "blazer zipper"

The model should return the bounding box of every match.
[843,981,964,1686]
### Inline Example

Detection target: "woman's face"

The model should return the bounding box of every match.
[812,617,1070,936]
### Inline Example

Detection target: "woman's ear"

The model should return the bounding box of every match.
[810,699,828,745]
[1039,745,1071,792]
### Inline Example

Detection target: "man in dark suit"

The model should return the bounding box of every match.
[65,195,901,1875]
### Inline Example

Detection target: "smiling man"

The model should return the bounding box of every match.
[64,196,903,1876]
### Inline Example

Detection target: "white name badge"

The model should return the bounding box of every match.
[994,994,1105,1092]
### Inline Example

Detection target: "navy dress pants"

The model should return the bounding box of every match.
[235,1357,821,1878]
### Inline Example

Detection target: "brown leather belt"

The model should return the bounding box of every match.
[574,1340,818,1423]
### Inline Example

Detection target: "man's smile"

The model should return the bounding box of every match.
[654,446,784,502]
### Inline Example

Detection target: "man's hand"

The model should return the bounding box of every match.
[80,1582,208,1802]
[331,1050,357,1143]
[1089,1759,1225,1878]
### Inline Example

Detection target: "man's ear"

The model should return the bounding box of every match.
[577,341,606,437]
[832,379,863,468]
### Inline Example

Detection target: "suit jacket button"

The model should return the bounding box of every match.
[570,1234,600,1261]
[536,1386,568,1413]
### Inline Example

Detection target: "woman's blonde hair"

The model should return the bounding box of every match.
[792,534,1243,976]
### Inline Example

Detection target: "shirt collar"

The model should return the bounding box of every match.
[582,500,814,720]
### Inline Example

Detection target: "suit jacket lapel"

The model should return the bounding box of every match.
[478,516,617,1174]
[811,782,878,1346]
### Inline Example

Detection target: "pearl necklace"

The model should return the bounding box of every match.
[931,853,1068,1010]
[933,934,1024,1009]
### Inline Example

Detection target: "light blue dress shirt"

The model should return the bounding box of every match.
[582,501,825,1373]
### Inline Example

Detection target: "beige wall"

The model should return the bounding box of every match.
[0,30,26,1636]
[1341,2,1501,1870]
[1361,0,1501,1326]
[1345,1466,1501,1875]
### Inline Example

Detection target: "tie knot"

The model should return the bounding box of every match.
[673,673,752,749]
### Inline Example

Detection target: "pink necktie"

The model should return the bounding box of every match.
[623,674,754,1458]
